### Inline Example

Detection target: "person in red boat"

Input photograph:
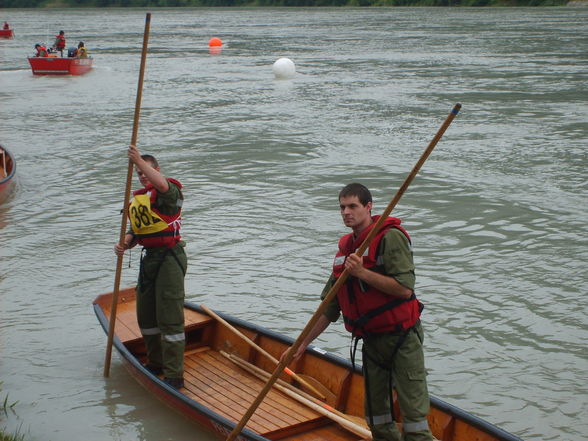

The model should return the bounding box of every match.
[34,44,48,57]
[76,41,88,58]
[3,22,9,30]
[53,30,66,56]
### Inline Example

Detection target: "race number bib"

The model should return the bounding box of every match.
[129,194,167,235]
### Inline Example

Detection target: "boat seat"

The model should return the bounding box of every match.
[104,291,213,346]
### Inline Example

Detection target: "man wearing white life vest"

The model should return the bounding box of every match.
[285,183,432,441]
[114,144,187,390]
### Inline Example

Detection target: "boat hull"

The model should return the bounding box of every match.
[121,354,246,440]
[0,29,14,39]
[0,145,16,204]
[28,56,93,75]
[93,288,522,441]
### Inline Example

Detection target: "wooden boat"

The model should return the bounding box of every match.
[0,29,14,39]
[93,287,522,441]
[0,145,16,204]
[28,56,93,75]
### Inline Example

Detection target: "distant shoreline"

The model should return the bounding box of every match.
[3,0,586,7]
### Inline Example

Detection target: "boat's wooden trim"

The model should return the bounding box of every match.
[0,145,16,204]
[1,150,6,179]
[0,146,15,183]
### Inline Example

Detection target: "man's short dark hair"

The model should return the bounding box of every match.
[339,183,372,206]
[141,154,159,168]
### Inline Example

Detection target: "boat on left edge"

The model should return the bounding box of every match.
[28,56,93,75]
[0,145,16,204]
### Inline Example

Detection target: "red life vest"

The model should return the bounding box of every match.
[36,46,48,57]
[131,178,183,248]
[333,215,422,337]
[55,35,66,50]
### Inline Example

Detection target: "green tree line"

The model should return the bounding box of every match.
[0,0,569,7]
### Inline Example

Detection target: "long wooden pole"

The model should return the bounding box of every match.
[103,12,152,377]
[201,304,326,400]
[221,351,372,439]
[225,103,462,440]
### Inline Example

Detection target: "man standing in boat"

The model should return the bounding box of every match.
[114,145,187,390]
[52,30,66,57]
[284,183,433,441]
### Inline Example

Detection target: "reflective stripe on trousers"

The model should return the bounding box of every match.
[368,414,394,426]
[163,332,185,342]
[403,420,430,433]
[141,329,185,342]
[141,327,161,336]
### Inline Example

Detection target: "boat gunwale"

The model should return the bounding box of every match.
[0,146,16,186]
[93,292,524,441]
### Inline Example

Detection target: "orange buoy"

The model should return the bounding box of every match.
[208,37,222,47]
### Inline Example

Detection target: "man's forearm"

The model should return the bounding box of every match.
[357,269,413,299]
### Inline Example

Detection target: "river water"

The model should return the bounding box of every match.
[0,6,586,441]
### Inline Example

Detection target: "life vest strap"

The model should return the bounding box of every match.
[136,230,178,239]
[139,245,186,281]
[344,293,417,332]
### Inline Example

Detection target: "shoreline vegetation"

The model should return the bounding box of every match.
[0,430,24,441]
[1,383,24,441]
[1,0,580,7]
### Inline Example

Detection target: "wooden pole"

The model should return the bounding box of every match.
[103,12,152,377]
[225,103,462,440]
[201,305,327,400]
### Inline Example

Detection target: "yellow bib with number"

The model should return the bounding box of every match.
[129,193,167,235]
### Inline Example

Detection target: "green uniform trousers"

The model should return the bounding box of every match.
[362,321,433,441]
[137,241,187,379]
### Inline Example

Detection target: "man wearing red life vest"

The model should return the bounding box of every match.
[114,144,187,390]
[286,183,432,441]
[34,44,48,57]
[53,30,66,56]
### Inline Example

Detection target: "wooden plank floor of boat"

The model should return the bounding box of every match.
[183,348,361,440]
[99,295,362,440]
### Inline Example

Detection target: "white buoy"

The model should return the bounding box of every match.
[272,57,296,80]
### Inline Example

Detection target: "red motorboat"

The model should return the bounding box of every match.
[0,29,14,39]
[0,145,16,205]
[28,56,93,75]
